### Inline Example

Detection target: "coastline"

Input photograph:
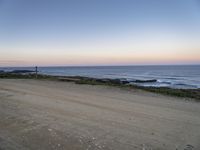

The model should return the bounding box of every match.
[0,72,199,100]
[1,65,200,89]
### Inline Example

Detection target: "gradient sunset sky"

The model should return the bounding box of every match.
[0,0,200,66]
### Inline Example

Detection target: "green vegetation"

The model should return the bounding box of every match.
[139,86,200,100]
[0,73,199,100]
[74,77,200,100]
[0,73,57,80]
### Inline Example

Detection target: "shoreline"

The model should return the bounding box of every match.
[0,72,200,100]
[1,65,200,89]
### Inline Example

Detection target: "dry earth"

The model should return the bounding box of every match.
[0,79,200,150]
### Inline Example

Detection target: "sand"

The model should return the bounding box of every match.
[0,79,200,150]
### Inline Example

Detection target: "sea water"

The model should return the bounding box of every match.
[1,65,200,89]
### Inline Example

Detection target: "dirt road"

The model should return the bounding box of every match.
[0,79,199,150]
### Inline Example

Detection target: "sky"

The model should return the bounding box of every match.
[0,0,200,66]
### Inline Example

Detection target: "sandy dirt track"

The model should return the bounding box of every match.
[0,79,200,150]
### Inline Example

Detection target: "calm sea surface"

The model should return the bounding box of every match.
[1,65,200,89]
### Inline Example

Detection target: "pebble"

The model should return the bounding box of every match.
[48,128,52,132]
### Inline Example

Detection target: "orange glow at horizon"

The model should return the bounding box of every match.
[1,48,199,67]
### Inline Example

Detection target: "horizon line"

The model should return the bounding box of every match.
[1,64,200,68]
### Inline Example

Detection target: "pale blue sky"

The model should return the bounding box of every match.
[0,0,200,66]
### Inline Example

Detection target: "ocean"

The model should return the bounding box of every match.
[1,65,200,89]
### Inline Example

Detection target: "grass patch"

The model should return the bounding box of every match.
[1,73,199,100]
[75,78,200,100]
[138,86,200,100]
[0,73,57,80]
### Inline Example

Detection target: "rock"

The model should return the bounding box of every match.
[134,79,157,83]
[48,128,52,132]
[110,79,121,84]
[95,79,110,83]
[184,144,194,150]
[58,77,80,82]
[121,80,130,84]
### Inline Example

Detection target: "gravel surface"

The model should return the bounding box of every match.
[0,79,200,150]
